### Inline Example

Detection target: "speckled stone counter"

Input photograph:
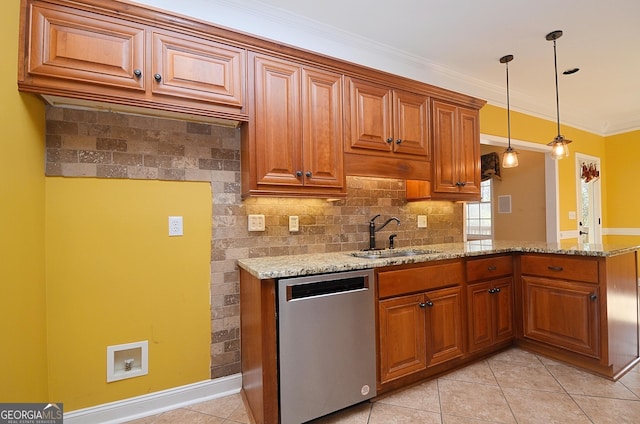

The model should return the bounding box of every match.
[237,240,640,280]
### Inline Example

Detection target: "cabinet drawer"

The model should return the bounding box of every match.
[466,255,513,282]
[378,262,463,299]
[521,255,599,284]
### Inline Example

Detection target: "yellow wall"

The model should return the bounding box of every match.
[480,104,607,233]
[45,178,212,410]
[0,0,49,401]
[603,130,640,229]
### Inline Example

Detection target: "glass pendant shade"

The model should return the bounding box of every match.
[502,146,519,168]
[549,135,571,159]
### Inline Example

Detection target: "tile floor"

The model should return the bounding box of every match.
[126,348,640,424]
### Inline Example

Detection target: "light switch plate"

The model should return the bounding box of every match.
[248,214,265,231]
[289,216,299,232]
[417,215,427,228]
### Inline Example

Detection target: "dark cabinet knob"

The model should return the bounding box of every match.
[154,73,162,82]
[386,138,393,144]
[488,288,495,294]
[296,171,303,177]
[495,287,501,293]
[425,300,434,307]
[590,293,597,301]
[133,69,142,78]
[488,265,497,271]
[395,139,402,144]
[418,302,426,308]
[305,171,312,178]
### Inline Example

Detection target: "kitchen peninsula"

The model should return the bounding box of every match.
[239,241,640,424]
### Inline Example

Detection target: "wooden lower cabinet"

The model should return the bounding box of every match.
[467,277,514,353]
[522,276,599,358]
[378,286,464,385]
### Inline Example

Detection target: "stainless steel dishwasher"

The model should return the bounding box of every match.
[277,269,376,424]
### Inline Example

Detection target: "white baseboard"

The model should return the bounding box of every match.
[64,374,242,424]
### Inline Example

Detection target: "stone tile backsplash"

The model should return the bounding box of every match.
[45,106,463,379]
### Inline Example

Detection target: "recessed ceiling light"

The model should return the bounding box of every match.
[563,68,580,75]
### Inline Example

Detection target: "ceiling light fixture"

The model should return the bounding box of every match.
[546,30,572,160]
[500,54,518,168]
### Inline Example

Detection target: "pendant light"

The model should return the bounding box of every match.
[546,30,572,159]
[500,54,518,168]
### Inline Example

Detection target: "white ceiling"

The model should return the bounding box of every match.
[137,0,640,137]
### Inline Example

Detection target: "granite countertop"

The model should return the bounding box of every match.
[237,240,640,280]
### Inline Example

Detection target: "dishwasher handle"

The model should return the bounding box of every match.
[286,276,368,301]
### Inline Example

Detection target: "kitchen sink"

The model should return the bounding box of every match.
[349,248,441,259]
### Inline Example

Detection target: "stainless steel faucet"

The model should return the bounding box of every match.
[368,215,400,250]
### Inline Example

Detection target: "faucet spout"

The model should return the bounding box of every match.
[368,215,401,250]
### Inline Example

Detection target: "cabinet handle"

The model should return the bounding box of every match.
[154,73,162,82]
[296,171,303,177]
[590,293,597,301]
[455,181,467,187]
[418,302,427,308]
[133,69,142,78]
[488,288,495,294]
[305,171,312,178]
[495,287,501,293]
[396,139,402,144]
[386,138,393,144]
[548,266,564,272]
[425,300,434,307]
[487,265,497,271]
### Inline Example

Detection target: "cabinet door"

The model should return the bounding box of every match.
[432,100,480,198]
[432,101,459,194]
[27,3,145,91]
[253,55,302,187]
[467,281,493,352]
[301,68,344,188]
[457,107,480,194]
[346,78,393,153]
[493,277,514,343]
[393,90,430,157]
[522,276,600,358]
[425,286,465,367]
[152,30,244,107]
[378,294,427,384]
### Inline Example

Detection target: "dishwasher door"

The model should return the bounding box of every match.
[278,269,376,424]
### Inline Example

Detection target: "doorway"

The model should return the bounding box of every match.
[575,153,602,244]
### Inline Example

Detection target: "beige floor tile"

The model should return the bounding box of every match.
[308,401,372,424]
[489,360,564,392]
[375,379,440,413]
[572,394,640,424]
[620,370,640,398]
[502,387,591,424]
[367,403,441,424]
[185,393,244,419]
[489,348,542,365]
[227,400,250,423]
[547,364,639,400]
[440,360,498,386]
[438,379,515,423]
[442,415,509,423]
[127,408,225,424]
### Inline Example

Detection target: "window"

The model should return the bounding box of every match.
[466,179,492,240]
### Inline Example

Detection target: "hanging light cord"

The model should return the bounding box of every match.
[506,59,512,147]
[553,38,561,138]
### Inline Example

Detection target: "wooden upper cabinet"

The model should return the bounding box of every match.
[151,30,244,108]
[346,78,430,159]
[25,2,146,92]
[432,100,480,200]
[19,0,247,120]
[246,53,345,197]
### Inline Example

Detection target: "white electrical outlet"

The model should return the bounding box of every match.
[168,216,183,236]
[417,215,428,228]
[289,216,299,232]
[248,214,266,231]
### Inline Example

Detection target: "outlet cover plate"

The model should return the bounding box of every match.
[289,216,299,232]
[417,215,428,228]
[168,216,183,236]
